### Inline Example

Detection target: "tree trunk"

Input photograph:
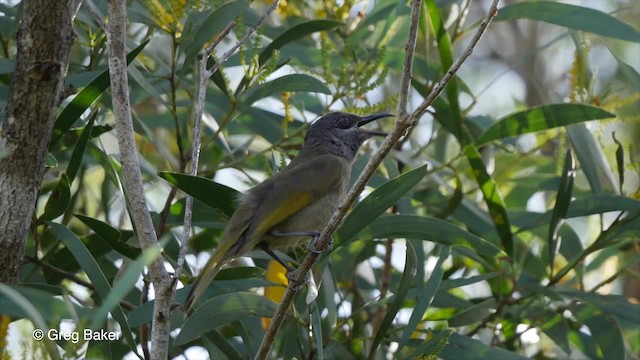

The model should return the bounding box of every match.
[0,0,81,283]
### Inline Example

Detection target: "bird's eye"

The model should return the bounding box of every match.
[335,117,351,129]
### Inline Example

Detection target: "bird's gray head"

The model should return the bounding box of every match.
[301,112,393,161]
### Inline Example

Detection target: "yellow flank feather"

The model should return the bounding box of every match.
[254,191,313,236]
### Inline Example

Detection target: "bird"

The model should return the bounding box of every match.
[183,111,393,312]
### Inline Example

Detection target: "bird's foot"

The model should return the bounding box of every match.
[308,235,333,254]
[285,269,308,291]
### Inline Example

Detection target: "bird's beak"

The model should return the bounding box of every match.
[357,113,394,137]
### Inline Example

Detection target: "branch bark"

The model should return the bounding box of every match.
[0,0,82,284]
[105,1,172,359]
[255,0,500,357]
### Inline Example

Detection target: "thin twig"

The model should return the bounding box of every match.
[106,1,170,359]
[83,0,108,32]
[255,0,500,357]
[207,0,280,77]
[173,1,281,281]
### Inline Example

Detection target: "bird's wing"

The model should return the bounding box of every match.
[184,196,256,312]
[249,154,347,238]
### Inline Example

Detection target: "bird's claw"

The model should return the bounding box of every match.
[308,236,333,254]
[285,270,308,291]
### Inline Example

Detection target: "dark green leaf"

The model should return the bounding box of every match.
[367,242,417,360]
[182,1,248,62]
[175,292,277,345]
[48,223,140,357]
[259,19,342,65]
[75,214,141,259]
[568,124,617,193]
[548,149,575,277]
[612,132,624,193]
[562,291,640,325]
[359,215,504,258]
[51,41,149,148]
[495,1,640,42]
[338,165,428,245]
[584,314,625,360]
[91,246,161,329]
[477,104,615,145]
[66,111,97,183]
[448,298,496,327]
[398,246,451,351]
[441,333,529,360]
[439,272,501,290]
[242,74,331,108]
[40,174,71,221]
[158,172,238,217]
[464,144,513,256]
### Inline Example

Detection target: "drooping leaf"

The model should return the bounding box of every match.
[75,214,141,259]
[175,292,277,345]
[182,1,249,62]
[367,242,417,360]
[40,174,71,221]
[50,40,149,148]
[476,104,615,145]
[358,214,504,259]
[338,165,428,245]
[464,144,513,256]
[158,172,238,217]
[495,1,640,42]
[241,74,331,108]
[547,149,575,277]
[48,223,140,357]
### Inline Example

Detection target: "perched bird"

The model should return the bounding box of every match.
[184,112,392,312]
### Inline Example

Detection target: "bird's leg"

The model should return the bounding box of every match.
[257,242,295,272]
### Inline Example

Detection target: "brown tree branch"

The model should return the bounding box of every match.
[255,0,500,357]
[105,1,170,359]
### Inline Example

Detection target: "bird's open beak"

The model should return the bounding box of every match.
[357,113,394,137]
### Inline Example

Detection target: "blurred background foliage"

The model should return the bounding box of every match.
[0,0,639,359]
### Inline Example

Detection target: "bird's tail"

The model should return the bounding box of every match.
[183,252,226,313]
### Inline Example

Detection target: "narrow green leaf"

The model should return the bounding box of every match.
[464,144,513,256]
[358,215,504,258]
[182,1,248,62]
[0,285,94,320]
[175,293,277,345]
[311,302,324,360]
[158,171,238,217]
[398,246,451,351]
[448,298,496,327]
[48,223,140,358]
[338,165,428,245]
[51,40,149,148]
[612,51,640,89]
[477,104,615,145]
[612,132,625,193]
[259,19,342,65]
[0,284,61,360]
[367,242,417,360]
[204,330,245,360]
[583,314,625,360]
[495,1,640,42]
[568,124,617,193]
[91,246,161,329]
[442,333,529,360]
[425,0,464,142]
[66,111,97,183]
[561,291,640,325]
[538,309,571,354]
[548,150,575,277]
[242,74,331,108]
[40,174,71,221]
[439,272,501,290]
[75,214,141,259]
